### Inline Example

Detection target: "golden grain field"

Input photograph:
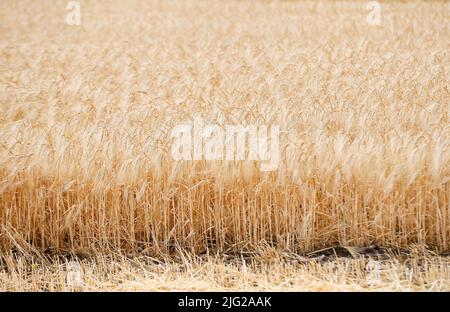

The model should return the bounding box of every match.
[0,0,449,291]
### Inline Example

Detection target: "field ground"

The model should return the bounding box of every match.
[1,248,449,291]
[0,0,449,291]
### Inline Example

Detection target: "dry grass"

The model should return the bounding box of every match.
[0,0,449,291]
[1,249,449,291]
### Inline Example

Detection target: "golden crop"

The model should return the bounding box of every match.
[0,0,448,259]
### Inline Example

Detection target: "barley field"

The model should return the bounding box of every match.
[0,0,449,291]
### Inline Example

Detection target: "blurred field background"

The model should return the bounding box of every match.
[0,0,449,290]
